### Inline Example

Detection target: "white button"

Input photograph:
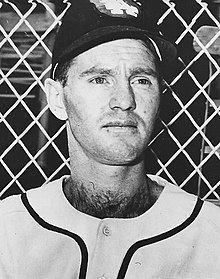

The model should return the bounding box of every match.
[102,225,111,236]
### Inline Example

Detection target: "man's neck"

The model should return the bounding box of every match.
[63,164,163,219]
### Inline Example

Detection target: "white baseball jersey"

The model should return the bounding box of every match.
[1,175,220,278]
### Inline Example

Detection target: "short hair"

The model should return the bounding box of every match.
[54,58,75,87]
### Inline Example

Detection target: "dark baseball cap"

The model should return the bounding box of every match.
[52,0,177,78]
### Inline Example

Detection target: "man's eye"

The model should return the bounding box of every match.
[132,78,151,85]
[91,77,107,84]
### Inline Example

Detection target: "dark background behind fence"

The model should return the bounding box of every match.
[0,0,220,201]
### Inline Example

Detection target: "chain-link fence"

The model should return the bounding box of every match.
[0,0,220,202]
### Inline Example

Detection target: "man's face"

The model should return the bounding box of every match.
[62,39,161,165]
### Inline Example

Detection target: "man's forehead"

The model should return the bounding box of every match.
[65,39,158,77]
[68,40,156,73]
[76,39,156,59]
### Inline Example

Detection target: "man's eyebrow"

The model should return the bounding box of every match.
[79,66,159,78]
[129,67,159,78]
[79,66,115,77]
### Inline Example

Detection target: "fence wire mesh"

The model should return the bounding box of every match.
[0,0,220,201]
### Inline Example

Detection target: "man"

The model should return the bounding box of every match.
[1,0,220,278]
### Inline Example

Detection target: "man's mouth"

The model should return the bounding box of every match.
[102,120,138,130]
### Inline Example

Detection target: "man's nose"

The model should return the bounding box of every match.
[109,82,136,111]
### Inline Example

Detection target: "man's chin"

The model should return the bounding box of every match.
[97,146,144,166]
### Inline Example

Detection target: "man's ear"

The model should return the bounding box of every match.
[44,78,68,121]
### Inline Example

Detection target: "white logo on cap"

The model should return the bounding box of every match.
[91,0,140,18]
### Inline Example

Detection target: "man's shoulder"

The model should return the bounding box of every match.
[0,193,24,216]
[149,174,220,229]
[0,176,67,217]
[199,197,220,230]
[0,193,29,235]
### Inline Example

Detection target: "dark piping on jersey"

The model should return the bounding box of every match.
[21,193,88,279]
[117,198,204,279]
[21,193,203,279]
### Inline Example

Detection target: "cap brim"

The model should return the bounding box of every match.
[55,25,177,67]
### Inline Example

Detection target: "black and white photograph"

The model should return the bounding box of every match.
[0,0,220,278]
